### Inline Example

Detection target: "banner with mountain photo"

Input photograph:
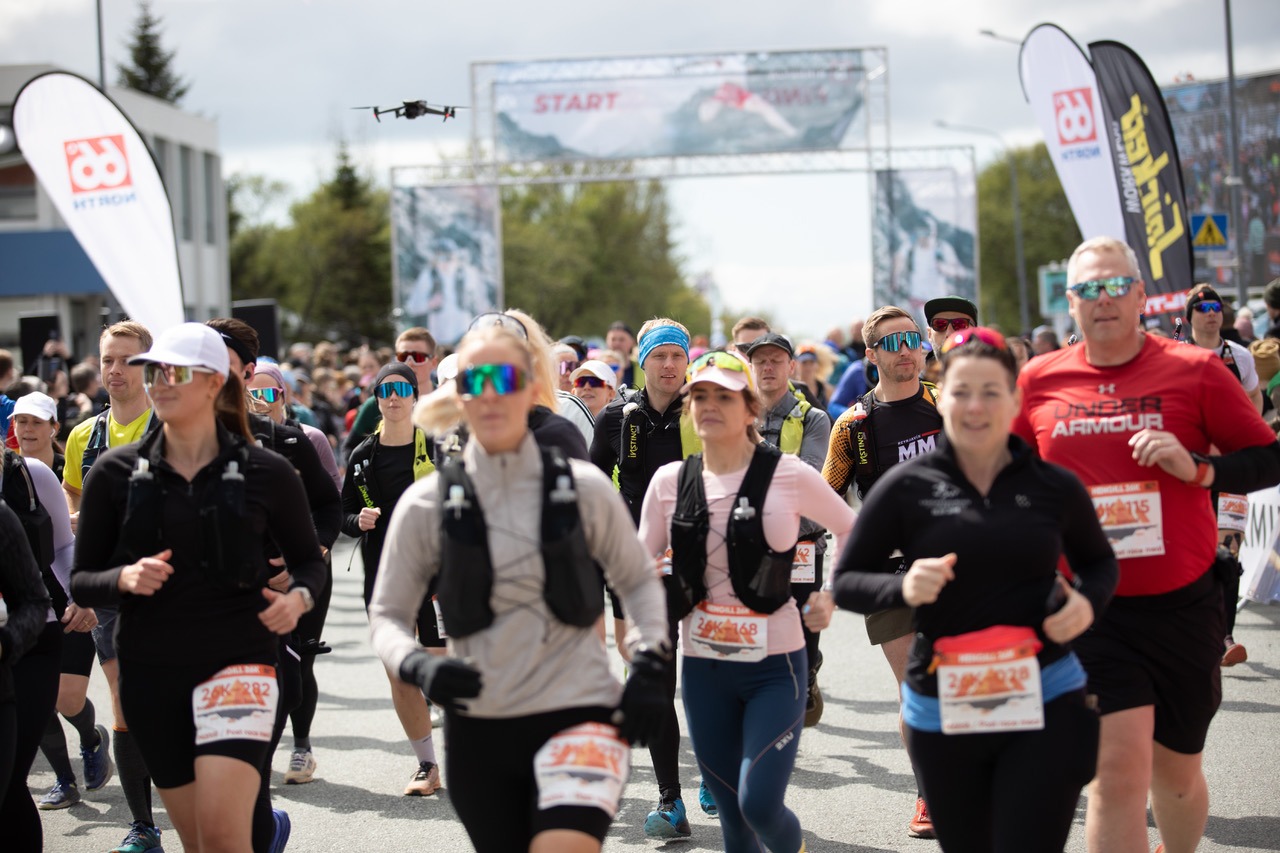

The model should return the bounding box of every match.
[12,71,184,333]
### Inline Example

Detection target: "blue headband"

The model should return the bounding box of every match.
[638,325,690,367]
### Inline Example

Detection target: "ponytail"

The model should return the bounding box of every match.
[216,372,254,441]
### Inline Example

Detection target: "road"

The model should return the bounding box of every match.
[35,539,1280,852]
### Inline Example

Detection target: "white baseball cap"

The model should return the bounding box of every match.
[12,391,57,422]
[436,352,460,384]
[128,322,230,377]
[570,359,618,391]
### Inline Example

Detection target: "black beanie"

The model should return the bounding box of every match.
[372,362,419,398]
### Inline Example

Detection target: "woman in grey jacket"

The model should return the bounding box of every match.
[370,323,672,853]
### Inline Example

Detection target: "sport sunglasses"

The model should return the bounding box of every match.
[686,349,751,381]
[941,327,1009,356]
[1191,300,1222,314]
[930,317,971,334]
[873,331,923,352]
[143,363,216,387]
[458,363,530,399]
[396,350,434,364]
[374,381,415,399]
[248,387,286,404]
[573,375,608,389]
[1068,276,1135,300]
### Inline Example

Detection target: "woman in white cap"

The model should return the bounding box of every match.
[70,322,326,851]
[637,350,854,853]
[11,392,64,480]
[569,360,618,421]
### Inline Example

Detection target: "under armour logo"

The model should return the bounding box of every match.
[1098,383,1116,394]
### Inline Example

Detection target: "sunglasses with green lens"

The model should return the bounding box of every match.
[1068,276,1135,300]
[458,363,529,399]
[875,330,923,352]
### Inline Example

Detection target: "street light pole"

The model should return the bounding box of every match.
[1224,0,1246,308]
[935,120,1031,334]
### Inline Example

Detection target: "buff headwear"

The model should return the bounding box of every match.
[637,325,690,367]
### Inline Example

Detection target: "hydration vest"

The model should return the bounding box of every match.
[1219,340,1243,384]
[852,381,939,498]
[81,408,159,484]
[435,446,602,638]
[1,449,61,613]
[668,443,796,618]
[615,388,701,488]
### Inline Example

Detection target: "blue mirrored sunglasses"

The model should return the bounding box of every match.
[248,387,285,404]
[874,330,923,352]
[1191,300,1222,314]
[374,381,415,399]
[1068,276,1135,300]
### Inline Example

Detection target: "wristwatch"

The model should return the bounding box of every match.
[291,586,316,613]
[1186,453,1213,487]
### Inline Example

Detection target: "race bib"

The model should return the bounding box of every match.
[193,664,277,745]
[934,626,1044,735]
[534,722,630,816]
[432,595,448,639]
[1217,493,1247,534]
[790,541,816,584]
[1089,481,1165,559]
[685,601,767,662]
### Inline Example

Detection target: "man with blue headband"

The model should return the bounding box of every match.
[590,318,702,839]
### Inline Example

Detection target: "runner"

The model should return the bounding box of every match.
[344,328,437,459]
[638,349,851,853]
[569,360,618,421]
[70,322,326,853]
[833,327,1117,852]
[1013,236,1280,853]
[370,322,671,853]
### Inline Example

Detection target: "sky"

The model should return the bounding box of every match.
[3,0,1279,340]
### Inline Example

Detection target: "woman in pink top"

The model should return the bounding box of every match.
[638,350,855,853]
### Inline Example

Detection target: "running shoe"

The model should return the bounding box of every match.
[805,649,825,728]
[110,821,164,852]
[907,796,936,839]
[82,723,114,791]
[404,761,442,796]
[698,780,718,817]
[268,808,291,853]
[37,777,81,810]
[283,749,317,784]
[1222,636,1248,667]
[643,796,691,839]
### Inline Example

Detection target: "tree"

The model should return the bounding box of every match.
[976,143,1082,334]
[116,1,189,104]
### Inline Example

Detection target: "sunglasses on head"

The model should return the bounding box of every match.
[930,317,971,334]
[558,360,580,375]
[396,350,433,364]
[374,381,415,399]
[873,330,923,352]
[1068,276,1135,300]
[459,363,529,399]
[941,327,1009,356]
[467,312,528,340]
[143,363,216,387]
[248,387,285,404]
[1191,300,1222,314]
[573,375,607,389]
[686,350,751,381]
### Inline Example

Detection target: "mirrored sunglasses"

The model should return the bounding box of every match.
[459,363,529,399]
[686,349,751,381]
[874,330,923,352]
[573,375,608,389]
[143,363,216,387]
[941,327,1009,355]
[558,360,580,375]
[1068,276,1135,300]
[248,387,285,404]
[1191,300,1222,314]
[930,317,971,334]
[396,350,433,364]
[374,381,415,399]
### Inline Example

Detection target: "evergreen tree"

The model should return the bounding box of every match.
[116,1,189,104]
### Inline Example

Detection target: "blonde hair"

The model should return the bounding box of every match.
[413,325,536,436]
[1067,236,1141,285]
[637,317,691,341]
[863,306,916,347]
[797,340,836,383]
[101,320,153,352]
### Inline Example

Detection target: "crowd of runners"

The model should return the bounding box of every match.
[0,233,1277,852]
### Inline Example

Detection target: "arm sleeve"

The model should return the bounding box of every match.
[262,455,327,599]
[304,425,342,493]
[27,458,74,601]
[1057,469,1119,618]
[1197,355,1280,493]
[798,408,832,472]
[289,430,343,549]
[831,468,909,613]
[368,479,441,677]
[590,405,620,481]
[69,458,127,607]
[822,413,857,497]
[343,397,381,462]
[0,506,51,663]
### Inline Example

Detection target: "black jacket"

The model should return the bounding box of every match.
[590,389,685,525]
[0,502,52,702]
[249,412,342,549]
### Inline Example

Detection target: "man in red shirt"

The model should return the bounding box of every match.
[1013,236,1280,853]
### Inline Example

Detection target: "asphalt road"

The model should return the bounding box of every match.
[34,539,1280,852]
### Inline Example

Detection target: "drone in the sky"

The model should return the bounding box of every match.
[352,100,468,123]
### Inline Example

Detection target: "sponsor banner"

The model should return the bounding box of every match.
[1090,41,1194,310]
[391,185,501,346]
[12,72,184,333]
[492,50,866,161]
[1238,486,1280,605]
[1019,25,1126,242]
[872,168,977,321]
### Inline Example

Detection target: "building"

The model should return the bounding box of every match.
[0,63,229,368]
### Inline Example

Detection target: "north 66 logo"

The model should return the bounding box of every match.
[64,135,132,194]
[1052,88,1097,145]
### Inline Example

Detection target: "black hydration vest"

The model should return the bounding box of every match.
[81,408,159,484]
[668,443,796,619]
[1,450,61,613]
[436,446,602,638]
[118,443,258,591]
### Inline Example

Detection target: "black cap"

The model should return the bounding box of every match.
[373,362,419,397]
[744,332,795,358]
[1185,285,1222,319]
[924,296,979,324]
[559,335,588,360]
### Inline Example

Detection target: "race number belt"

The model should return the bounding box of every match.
[931,625,1044,735]
[790,539,817,584]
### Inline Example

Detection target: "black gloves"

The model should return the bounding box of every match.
[614,645,671,747]
[399,650,482,707]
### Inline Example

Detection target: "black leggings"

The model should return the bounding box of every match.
[648,611,682,801]
[252,638,302,853]
[290,553,334,741]
[790,551,824,676]
[0,622,61,851]
[906,690,1099,853]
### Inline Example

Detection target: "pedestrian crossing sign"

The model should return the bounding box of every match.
[1191,214,1229,251]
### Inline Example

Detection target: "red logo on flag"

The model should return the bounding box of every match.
[1052,88,1097,145]
[64,135,132,194]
